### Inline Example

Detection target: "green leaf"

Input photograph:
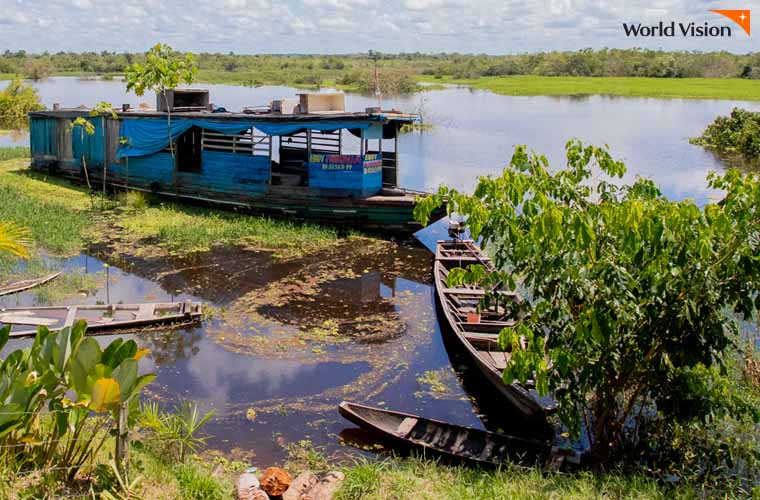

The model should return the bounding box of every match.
[133,374,156,396]
[112,358,138,401]
[90,378,121,413]
[0,325,9,352]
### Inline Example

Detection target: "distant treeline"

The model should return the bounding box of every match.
[1,49,760,89]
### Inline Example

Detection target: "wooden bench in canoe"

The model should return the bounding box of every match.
[0,272,61,297]
[0,301,203,338]
[338,401,564,469]
[434,239,554,424]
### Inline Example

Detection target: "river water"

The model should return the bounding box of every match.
[1,77,758,464]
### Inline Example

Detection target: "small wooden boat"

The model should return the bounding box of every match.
[338,401,551,467]
[0,272,61,297]
[0,301,202,338]
[434,239,553,423]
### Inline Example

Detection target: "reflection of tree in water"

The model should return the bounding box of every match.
[258,271,405,342]
[212,239,432,354]
[87,241,288,305]
[140,325,204,365]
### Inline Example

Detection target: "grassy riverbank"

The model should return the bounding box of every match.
[7,64,760,101]
[336,458,699,500]
[0,156,345,262]
[418,75,760,101]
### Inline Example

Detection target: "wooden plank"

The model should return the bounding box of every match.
[488,351,510,370]
[464,331,500,340]
[63,306,78,329]
[442,288,518,300]
[396,417,418,437]
[437,256,481,263]
[0,315,58,326]
[135,303,156,320]
[0,272,62,297]
[441,287,484,296]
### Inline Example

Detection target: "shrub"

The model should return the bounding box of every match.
[0,322,155,479]
[138,400,215,463]
[415,141,760,467]
[0,78,44,129]
[691,107,760,162]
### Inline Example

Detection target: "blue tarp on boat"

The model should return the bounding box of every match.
[116,118,375,159]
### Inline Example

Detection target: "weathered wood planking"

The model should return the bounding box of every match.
[1,301,203,338]
[338,401,554,468]
[0,272,61,297]
[434,239,553,423]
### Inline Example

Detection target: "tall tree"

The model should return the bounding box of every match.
[124,44,197,192]
[415,141,760,463]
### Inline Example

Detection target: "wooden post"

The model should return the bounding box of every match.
[393,130,399,187]
[116,402,129,475]
[268,133,273,185]
[102,116,108,197]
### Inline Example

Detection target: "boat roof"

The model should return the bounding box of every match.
[29,108,418,125]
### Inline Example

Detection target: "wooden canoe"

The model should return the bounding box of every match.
[0,301,203,338]
[338,401,552,467]
[0,272,61,297]
[434,240,553,423]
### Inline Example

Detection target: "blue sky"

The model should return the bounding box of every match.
[0,0,755,54]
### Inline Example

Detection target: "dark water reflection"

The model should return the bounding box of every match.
[2,77,759,464]
[1,243,519,465]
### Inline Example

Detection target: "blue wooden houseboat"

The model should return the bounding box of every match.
[28,91,439,232]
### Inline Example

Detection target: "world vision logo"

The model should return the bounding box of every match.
[623,9,751,37]
[710,9,751,35]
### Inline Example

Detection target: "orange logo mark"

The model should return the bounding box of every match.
[710,9,751,35]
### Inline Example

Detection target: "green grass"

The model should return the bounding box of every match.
[336,458,702,500]
[0,158,93,255]
[0,146,29,161]
[418,75,760,101]
[173,462,234,500]
[115,203,343,258]
[0,153,345,260]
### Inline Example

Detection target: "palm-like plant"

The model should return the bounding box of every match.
[0,221,31,258]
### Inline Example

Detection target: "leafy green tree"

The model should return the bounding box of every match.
[125,43,197,192]
[691,108,760,162]
[0,78,43,130]
[415,141,760,463]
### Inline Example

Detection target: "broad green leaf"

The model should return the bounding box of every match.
[90,378,121,413]
[112,358,137,401]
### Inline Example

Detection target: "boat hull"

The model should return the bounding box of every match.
[338,401,550,467]
[1,302,203,338]
[433,240,550,424]
[32,161,439,233]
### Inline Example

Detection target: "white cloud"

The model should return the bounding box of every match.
[0,0,752,53]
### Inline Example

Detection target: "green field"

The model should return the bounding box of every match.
[418,75,760,101]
